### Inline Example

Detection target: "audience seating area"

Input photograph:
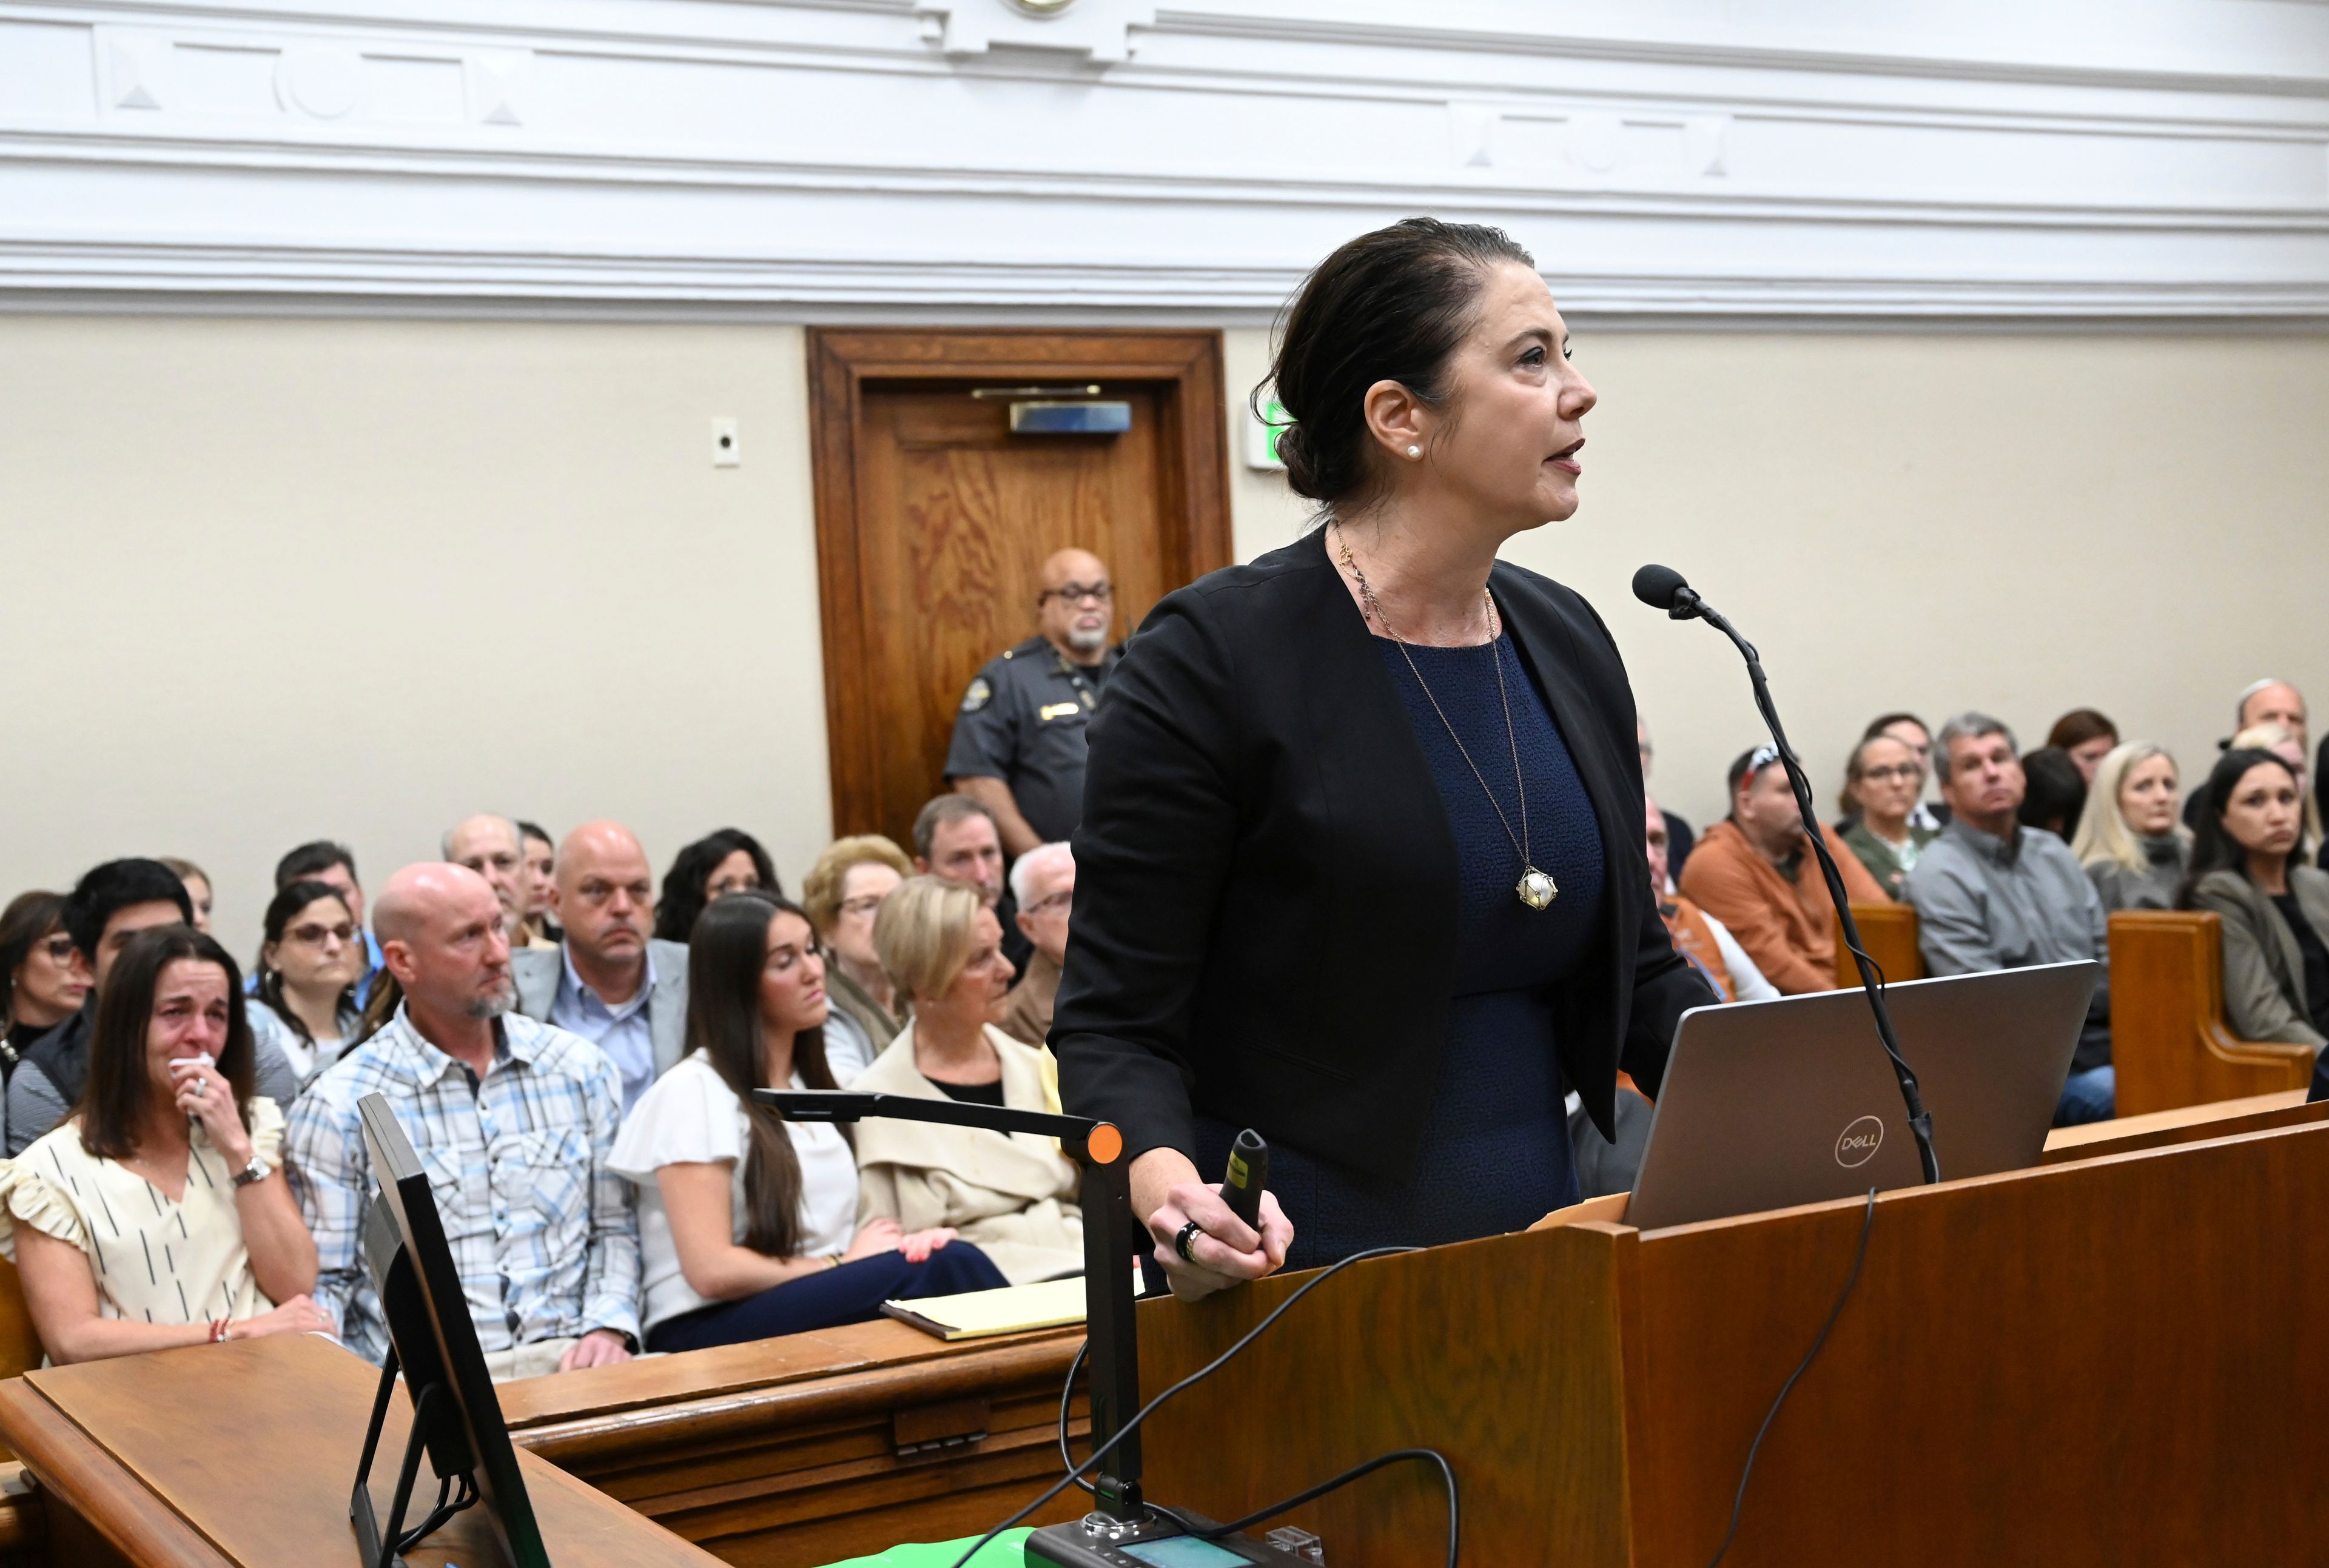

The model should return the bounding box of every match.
[2108,911,2315,1116]
[1833,902,1923,989]
[1833,902,2313,1118]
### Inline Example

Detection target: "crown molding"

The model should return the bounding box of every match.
[3,0,2325,321]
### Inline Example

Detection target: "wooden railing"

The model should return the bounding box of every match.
[1832,903,2317,1117]
[1832,901,1923,990]
[2108,910,2315,1116]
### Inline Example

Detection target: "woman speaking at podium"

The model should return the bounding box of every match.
[1053,218,1716,1298]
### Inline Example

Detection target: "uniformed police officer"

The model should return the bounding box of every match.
[945,548,1121,855]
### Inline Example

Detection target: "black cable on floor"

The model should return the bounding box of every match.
[1156,1446,1459,1568]
[1704,1187,1878,1568]
[950,1245,1419,1568]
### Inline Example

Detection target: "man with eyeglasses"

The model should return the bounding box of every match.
[998,842,1075,1047]
[945,548,1123,857]
[1678,745,1887,997]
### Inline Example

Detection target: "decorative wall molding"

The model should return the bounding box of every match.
[2,0,2326,322]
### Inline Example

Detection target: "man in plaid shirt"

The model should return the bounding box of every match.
[287,862,641,1375]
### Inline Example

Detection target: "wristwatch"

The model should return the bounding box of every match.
[231,1155,272,1188]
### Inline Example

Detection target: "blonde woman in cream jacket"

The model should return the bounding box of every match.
[851,877,1082,1285]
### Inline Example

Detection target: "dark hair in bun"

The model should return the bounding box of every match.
[1262,217,1536,512]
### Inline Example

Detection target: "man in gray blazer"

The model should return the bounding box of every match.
[512,821,688,1111]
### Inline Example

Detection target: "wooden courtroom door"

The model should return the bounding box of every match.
[810,330,1232,850]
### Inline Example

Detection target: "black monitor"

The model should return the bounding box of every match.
[353,1090,551,1568]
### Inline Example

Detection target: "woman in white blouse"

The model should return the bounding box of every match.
[611,892,1006,1354]
[0,926,332,1362]
[852,876,1084,1285]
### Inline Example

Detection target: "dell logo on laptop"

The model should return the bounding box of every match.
[1834,1116,1885,1168]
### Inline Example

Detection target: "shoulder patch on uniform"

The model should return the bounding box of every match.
[961,677,993,712]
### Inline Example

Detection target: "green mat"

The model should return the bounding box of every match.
[817,1527,1030,1567]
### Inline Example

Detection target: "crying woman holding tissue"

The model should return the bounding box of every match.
[1053,218,1717,1296]
[0,925,331,1362]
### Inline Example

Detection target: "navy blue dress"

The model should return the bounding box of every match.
[1197,632,1605,1270]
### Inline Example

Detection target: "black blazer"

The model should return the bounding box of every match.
[1052,529,1714,1181]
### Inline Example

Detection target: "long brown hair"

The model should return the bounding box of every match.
[685,891,842,1258]
[81,925,257,1160]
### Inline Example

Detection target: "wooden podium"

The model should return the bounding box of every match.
[0,1332,721,1568]
[1137,1114,2329,1567]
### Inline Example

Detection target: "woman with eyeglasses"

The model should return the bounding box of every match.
[1837,734,1936,900]
[799,836,915,1082]
[0,892,86,1076]
[654,828,783,945]
[248,879,365,1087]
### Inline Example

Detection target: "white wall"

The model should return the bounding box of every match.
[6,0,2328,948]
[1,315,830,942]
[10,315,2323,954]
[1228,324,2329,834]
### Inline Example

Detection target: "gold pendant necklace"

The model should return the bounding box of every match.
[1336,523,1557,912]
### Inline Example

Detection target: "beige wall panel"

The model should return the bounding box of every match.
[1225,325,2329,839]
[6,318,2325,953]
[1222,324,1316,562]
[1,316,829,944]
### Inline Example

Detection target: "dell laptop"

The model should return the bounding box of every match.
[1625,961,2099,1230]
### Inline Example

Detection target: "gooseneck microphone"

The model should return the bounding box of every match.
[1632,564,1940,1185]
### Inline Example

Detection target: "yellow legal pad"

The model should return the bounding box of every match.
[881,1276,1086,1341]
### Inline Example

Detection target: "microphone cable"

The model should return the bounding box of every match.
[1058,1336,1460,1564]
[949,1245,1429,1568]
[1704,1187,1878,1568]
[1634,565,1940,1185]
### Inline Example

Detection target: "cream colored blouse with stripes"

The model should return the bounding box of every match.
[0,1099,285,1327]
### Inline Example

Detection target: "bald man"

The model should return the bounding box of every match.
[287,863,641,1377]
[511,822,689,1111]
[946,547,1123,856]
[444,813,552,950]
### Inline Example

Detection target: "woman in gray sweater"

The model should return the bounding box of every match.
[2072,742,2190,912]
[2178,749,2329,1057]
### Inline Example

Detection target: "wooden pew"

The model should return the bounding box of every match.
[1832,900,1921,990]
[2042,1088,2324,1163]
[2108,909,2316,1115]
[497,1318,1086,1565]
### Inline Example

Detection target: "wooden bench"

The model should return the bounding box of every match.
[498,1317,1087,1564]
[2108,909,2316,1116]
[1834,902,2317,1116]
[1832,901,1922,990]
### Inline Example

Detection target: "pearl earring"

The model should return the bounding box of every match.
[1406,445,1422,459]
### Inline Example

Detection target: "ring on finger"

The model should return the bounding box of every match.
[1174,1219,1203,1264]
[192,1077,206,1096]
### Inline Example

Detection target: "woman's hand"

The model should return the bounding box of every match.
[169,1055,252,1168]
[843,1218,904,1263]
[898,1227,957,1264]
[228,1294,335,1341]
[1133,1148,1293,1302]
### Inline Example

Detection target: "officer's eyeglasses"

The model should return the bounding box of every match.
[1040,582,1113,606]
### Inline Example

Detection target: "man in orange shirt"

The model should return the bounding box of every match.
[1679,745,1887,994]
